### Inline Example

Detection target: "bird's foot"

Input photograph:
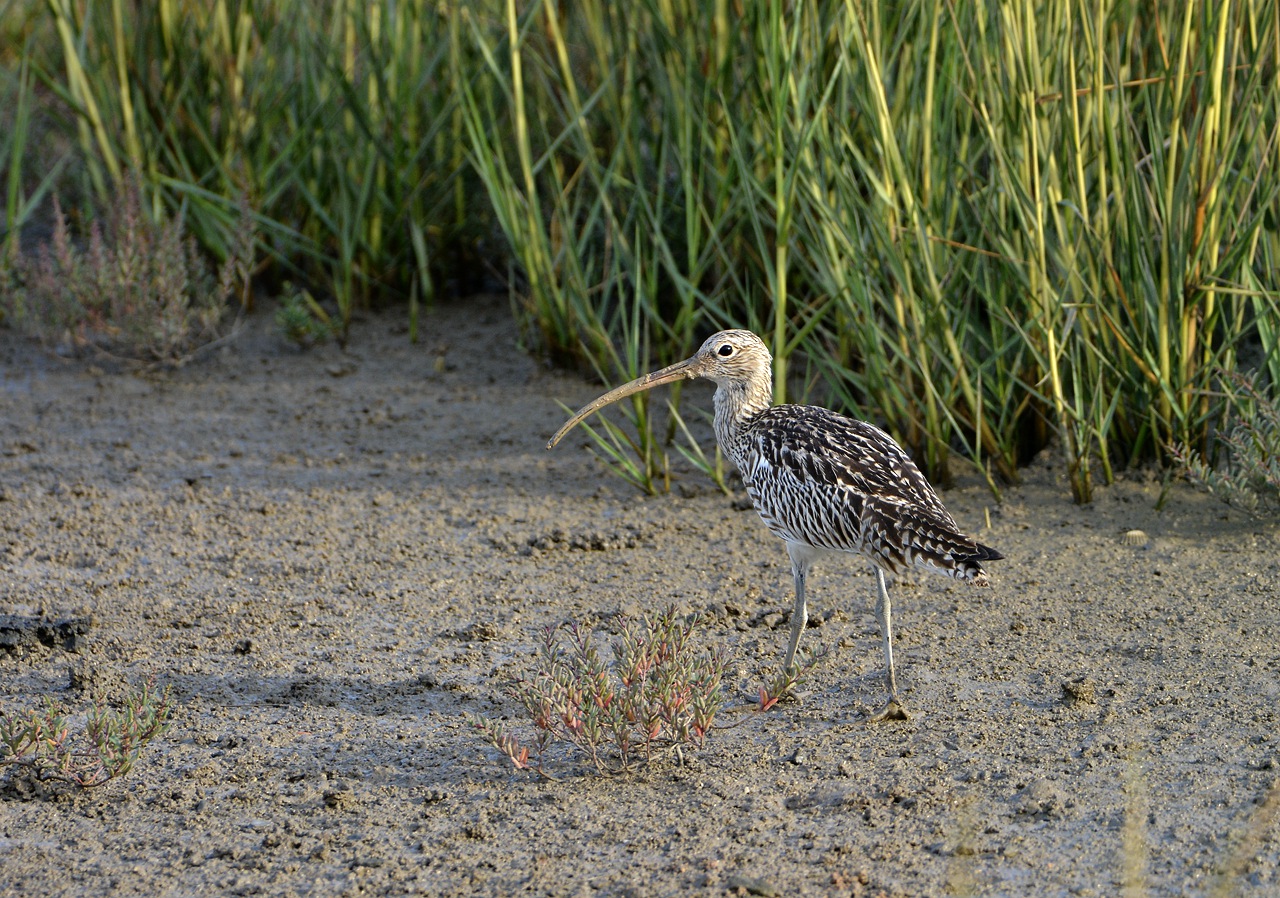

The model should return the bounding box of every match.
[867,695,910,723]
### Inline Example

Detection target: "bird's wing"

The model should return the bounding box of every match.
[750,407,957,523]
[736,406,999,580]
[738,406,997,566]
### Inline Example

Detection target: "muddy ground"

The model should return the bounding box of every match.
[1,295,1277,897]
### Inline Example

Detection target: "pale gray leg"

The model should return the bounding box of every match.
[782,556,809,673]
[868,567,908,721]
[875,567,897,696]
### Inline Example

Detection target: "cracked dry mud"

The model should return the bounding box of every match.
[1,295,1278,897]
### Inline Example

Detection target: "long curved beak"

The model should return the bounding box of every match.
[547,356,703,449]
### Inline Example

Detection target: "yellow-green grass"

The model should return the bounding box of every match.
[4,0,1278,499]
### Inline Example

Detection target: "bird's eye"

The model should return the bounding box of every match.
[717,344,734,357]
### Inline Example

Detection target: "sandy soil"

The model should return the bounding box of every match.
[1,295,1277,898]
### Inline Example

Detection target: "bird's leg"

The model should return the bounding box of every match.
[868,567,909,722]
[875,567,897,696]
[782,559,808,674]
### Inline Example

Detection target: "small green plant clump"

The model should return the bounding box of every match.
[756,647,829,712]
[275,286,336,348]
[0,181,247,365]
[0,679,173,789]
[1170,371,1280,514]
[471,607,728,777]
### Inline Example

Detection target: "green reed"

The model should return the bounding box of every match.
[458,0,1280,500]
[26,0,475,334]
[8,0,1279,499]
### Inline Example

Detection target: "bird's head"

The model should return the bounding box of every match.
[547,329,773,449]
[686,330,773,387]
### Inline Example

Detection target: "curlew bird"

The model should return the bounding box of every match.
[547,330,1002,720]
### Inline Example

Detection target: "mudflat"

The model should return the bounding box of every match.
[2,296,1277,896]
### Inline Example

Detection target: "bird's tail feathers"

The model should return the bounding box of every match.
[893,511,1002,586]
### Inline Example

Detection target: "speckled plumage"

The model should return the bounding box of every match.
[549,329,1003,719]
[731,405,999,582]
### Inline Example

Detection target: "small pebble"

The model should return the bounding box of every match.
[725,874,781,897]
[1062,677,1097,705]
